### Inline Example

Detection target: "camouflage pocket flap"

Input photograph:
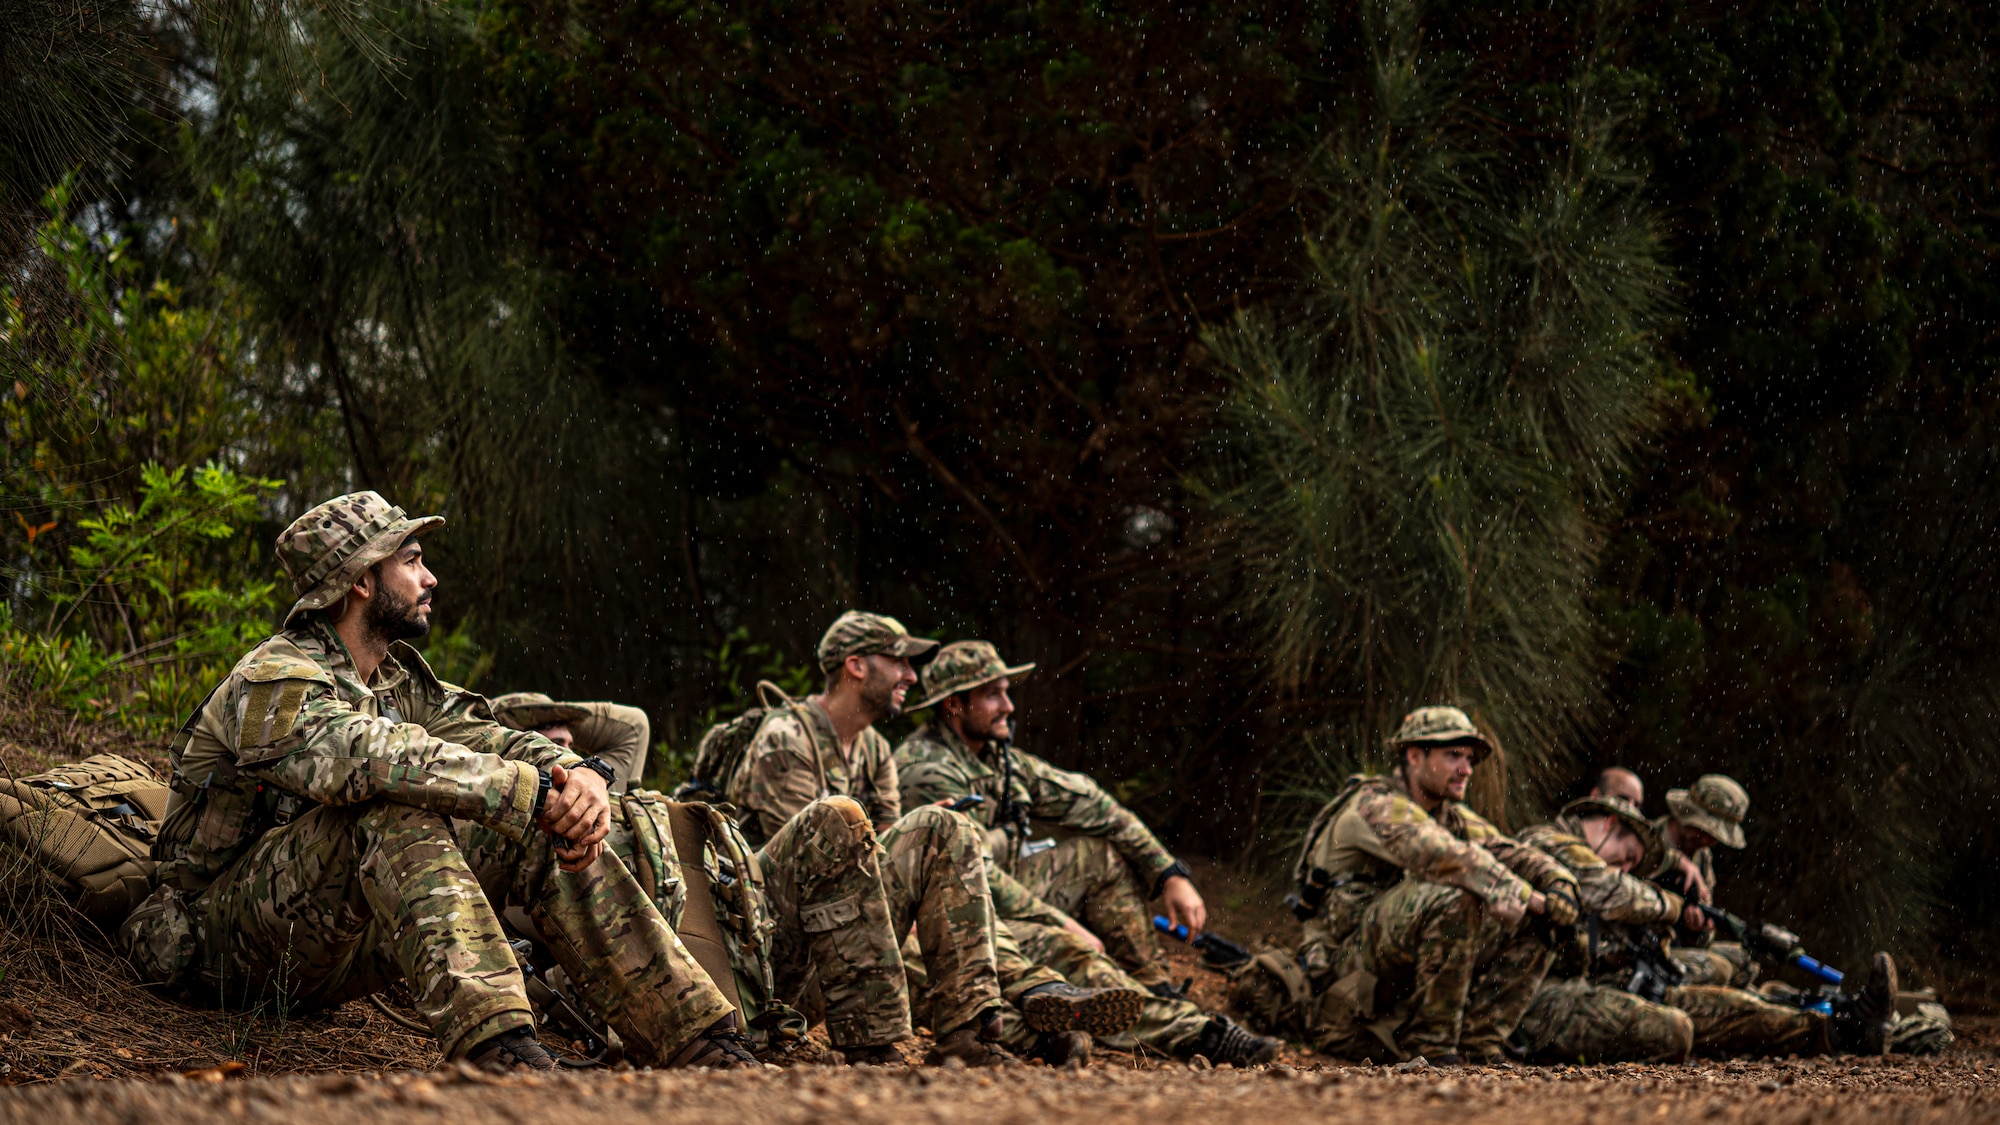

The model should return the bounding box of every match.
[799,895,862,933]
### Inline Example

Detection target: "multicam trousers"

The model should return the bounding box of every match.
[1008,835,1167,987]
[1336,879,1553,1058]
[878,806,1020,1036]
[757,796,911,1048]
[1514,976,1693,1063]
[131,799,732,1062]
[1667,984,1829,1057]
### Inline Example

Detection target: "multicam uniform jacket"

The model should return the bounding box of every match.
[894,722,1177,888]
[1295,774,1569,961]
[1520,818,1684,925]
[727,698,901,847]
[155,617,579,891]
[1517,817,1684,980]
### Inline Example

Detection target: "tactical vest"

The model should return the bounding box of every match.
[1292,775,1412,947]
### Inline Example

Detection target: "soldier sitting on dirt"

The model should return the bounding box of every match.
[1510,795,1696,1063]
[122,491,754,1072]
[491,694,651,793]
[1233,706,1580,1064]
[726,611,1144,1068]
[894,641,1206,994]
[892,639,1279,1066]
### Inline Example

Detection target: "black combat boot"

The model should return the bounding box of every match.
[466,1027,560,1072]
[666,1013,761,1068]
[1857,951,1899,1056]
[1189,1014,1282,1067]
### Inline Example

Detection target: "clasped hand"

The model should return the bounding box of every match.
[538,762,611,872]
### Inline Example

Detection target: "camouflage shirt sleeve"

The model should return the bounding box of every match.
[1450,804,1577,894]
[1351,784,1535,913]
[728,710,828,845]
[230,678,554,844]
[896,742,979,818]
[1016,750,1178,887]
[1527,828,1683,924]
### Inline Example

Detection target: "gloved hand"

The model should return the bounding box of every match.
[1540,882,1581,927]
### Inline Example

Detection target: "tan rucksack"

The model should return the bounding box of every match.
[0,754,168,930]
[609,789,803,1045]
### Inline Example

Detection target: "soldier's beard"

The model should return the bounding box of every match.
[365,583,433,643]
[861,665,903,720]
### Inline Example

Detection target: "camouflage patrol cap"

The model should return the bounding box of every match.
[816,611,939,672]
[910,640,1036,712]
[1384,705,1494,763]
[1666,774,1749,850]
[488,692,590,731]
[1561,793,1664,872]
[276,491,444,626]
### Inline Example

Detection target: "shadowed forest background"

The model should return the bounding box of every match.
[5,0,1999,993]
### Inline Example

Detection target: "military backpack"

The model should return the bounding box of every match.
[672,680,805,803]
[0,754,168,930]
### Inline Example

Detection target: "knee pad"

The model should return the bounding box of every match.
[819,796,875,844]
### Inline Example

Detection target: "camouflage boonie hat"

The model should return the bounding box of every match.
[1384,705,1494,762]
[489,692,590,731]
[910,640,1035,712]
[815,611,939,672]
[1561,794,1664,872]
[1666,774,1749,850]
[276,491,444,626]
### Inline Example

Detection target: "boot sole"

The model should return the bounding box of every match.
[1022,988,1145,1037]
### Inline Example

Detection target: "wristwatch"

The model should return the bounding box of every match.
[574,756,618,786]
[1153,859,1194,899]
[533,769,553,819]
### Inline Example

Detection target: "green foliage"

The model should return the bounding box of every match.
[1200,0,1674,805]
[3,195,281,732]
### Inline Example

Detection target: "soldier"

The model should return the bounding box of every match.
[1588,767,1645,808]
[492,694,650,793]
[120,492,751,1071]
[1236,706,1579,1063]
[894,641,1204,993]
[889,640,1278,1065]
[1521,792,1897,1059]
[1649,774,1743,985]
[1511,795,1694,1063]
[727,611,1141,1067]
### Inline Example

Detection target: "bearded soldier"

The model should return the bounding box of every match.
[1236,706,1579,1063]
[491,694,651,793]
[892,641,1279,1066]
[894,641,1203,993]
[727,612,1141,1067]
[1511,795,1694,1063]
[122,492,751,1071]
